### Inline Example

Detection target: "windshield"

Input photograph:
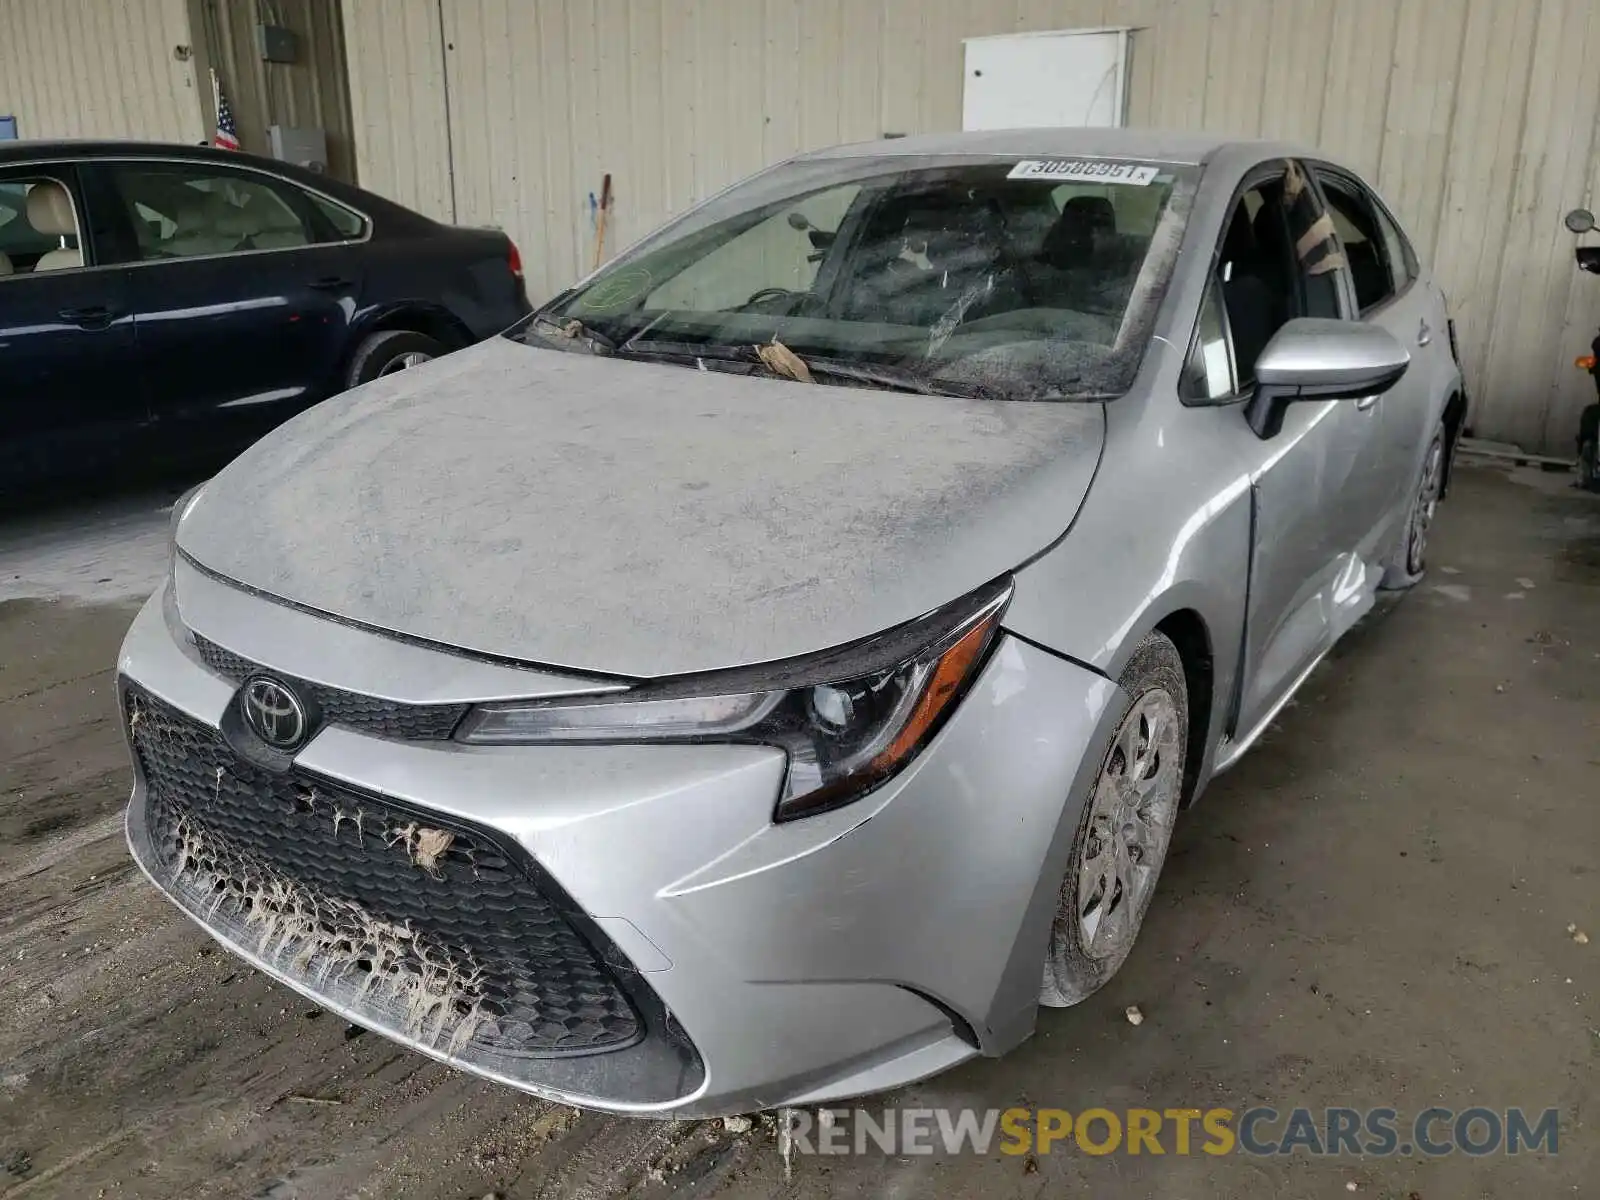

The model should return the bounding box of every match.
[511,154,1198,401]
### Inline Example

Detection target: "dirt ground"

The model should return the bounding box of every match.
[1,462,1595,1199]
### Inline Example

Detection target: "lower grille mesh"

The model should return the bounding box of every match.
[126,685,642,1060]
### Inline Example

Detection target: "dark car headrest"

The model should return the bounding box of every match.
[1062,194,1116,234]
[1039,195,1117,270]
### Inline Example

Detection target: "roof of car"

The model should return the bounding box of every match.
[0,138,279,165]
[801,127,1290,167]
[0,138,424,222]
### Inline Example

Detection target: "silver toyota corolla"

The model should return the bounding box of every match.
[120,129,1462,1117]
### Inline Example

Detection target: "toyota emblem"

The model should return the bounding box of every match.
[241,676,309,750]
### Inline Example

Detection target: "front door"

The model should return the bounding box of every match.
[1193,162,1388,742]
[0,163,143,482]
[85,158,364,440]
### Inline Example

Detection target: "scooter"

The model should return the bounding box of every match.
[1563,208,1600,491]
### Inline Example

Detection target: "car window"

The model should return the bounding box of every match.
[103,162,316,262]
[0,173,84,275]
[647,184,861,311]
[1216,177,1295,386]
[1371,196,1417,291]
[1184,277,1235,401]
[1316,172,1395,313]
[1282,161,1346,320]
[309,191,368,240]
[1214,164,1349,387]
[526,155,1200,403]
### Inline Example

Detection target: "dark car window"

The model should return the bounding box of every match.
[1316,172,1395,313]
[1215,177,1294,386]
[101,162,318,262]
[0,172,85,275]
[1211,163,1349,388]
[308,190,368,240]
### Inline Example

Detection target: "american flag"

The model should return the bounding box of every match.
[211,69,241,151]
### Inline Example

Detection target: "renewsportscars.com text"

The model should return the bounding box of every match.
[780,1106,1560,1158]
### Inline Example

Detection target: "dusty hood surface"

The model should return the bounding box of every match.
[177,338,1104,678]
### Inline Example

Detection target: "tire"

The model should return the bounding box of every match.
[1381,423,1446,589]
[344,330,448,389]
[1041,631,1188,1008]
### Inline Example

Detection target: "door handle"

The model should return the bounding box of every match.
[307,276,353,291]
[57,305,117,329]
[1355,394,1379,412]
[1417,319,1433,346]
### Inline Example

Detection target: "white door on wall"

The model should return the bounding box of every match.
[962,29,1129,130]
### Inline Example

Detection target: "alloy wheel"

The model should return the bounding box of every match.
[1075,688,1182,961]
[1407,436,1444,576]
[377,351,435,377]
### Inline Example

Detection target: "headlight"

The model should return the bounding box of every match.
[456,579,1011,820]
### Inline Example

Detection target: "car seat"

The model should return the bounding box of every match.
[26,181,83,270]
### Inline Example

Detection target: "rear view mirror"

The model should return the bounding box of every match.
[1565,208,1595,234]
[1247,318,1410,439]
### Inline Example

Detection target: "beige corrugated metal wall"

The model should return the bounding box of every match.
[0,0,204,144]
[342,0,1600,453]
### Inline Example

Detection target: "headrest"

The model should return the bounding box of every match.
[1061,195,1116,234]
[26,181,76,237]
[1040,197,1116,270]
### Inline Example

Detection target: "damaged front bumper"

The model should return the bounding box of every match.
[119,562,1119,1117]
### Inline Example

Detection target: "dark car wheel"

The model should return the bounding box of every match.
[1041,631,1188,1008]
[346,330,448,388]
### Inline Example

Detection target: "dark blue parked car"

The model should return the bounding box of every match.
[1,141,530,492]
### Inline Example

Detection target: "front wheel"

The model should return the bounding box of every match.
[1041,631,1188,1008]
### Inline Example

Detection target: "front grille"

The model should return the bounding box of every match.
[126,685,642,1061]
[192,634,468,740]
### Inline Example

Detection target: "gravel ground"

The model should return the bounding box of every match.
[0,463,1595,1199]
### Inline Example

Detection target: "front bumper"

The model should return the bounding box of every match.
[119,561,1119,1117]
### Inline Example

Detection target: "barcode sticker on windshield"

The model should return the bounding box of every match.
[1008,159,1160,186]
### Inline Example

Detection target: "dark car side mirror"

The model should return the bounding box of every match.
[1245,318,1411,439]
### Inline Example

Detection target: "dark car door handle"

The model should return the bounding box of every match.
[58,305,118,329]
[307,276,353,291]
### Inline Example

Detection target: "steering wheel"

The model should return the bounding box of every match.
[744,287,802,306]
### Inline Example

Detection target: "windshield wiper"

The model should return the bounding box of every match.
[618,338,759,364]
[617,337,998,398]
[526,312,617,353]
[802,357,997,400]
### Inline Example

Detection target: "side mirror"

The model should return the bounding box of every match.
[1565,208,1595,234]
[1246,318,1410,439]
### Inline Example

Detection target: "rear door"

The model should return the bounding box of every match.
[86,157,367,438]
[1310,165,1435,532]
[0,161,143,479]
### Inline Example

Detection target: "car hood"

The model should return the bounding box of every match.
[177,338,1104,678]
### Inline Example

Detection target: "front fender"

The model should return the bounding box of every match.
[1003,390,1256,805]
